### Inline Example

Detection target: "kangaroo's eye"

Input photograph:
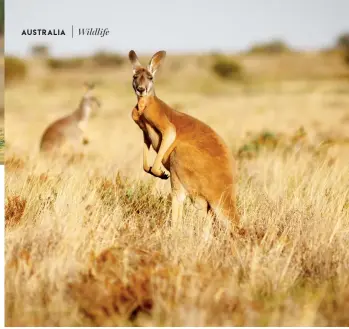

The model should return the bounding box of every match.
[148,75,153,80]
[133,75,138,79]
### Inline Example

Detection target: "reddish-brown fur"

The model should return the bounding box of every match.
[129,50,239,226]
[40,115,84,152]
[40,84,100,154]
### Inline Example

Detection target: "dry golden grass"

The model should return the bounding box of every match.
[1,54,4,163]
[4,52,349,326]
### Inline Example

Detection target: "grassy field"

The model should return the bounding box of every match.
[4,51,349,326]
[0,54,4,163]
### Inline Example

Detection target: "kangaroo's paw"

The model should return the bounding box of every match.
[143,164,151,173]
[149,166,170,180]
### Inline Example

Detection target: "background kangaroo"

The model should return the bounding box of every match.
[40,83,100,154]
[129,50,239,227]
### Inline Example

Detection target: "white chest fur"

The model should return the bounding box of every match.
[145,122,161,152]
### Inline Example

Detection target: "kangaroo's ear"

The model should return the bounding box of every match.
[129,50,142,73]
[83,81,95,98]
[84,81,95,90]
[91,96,101,108]
[147,50,166,75]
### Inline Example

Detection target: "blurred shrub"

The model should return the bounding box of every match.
[248,40,291,54]
[336,33,349,49]
[212,55,243,80]
[92,51,124,67]
[237,127,313,160]
[336,33,349,67]
[343,49,349,67]
[31,44,50,58]
[5,57,27,84]
[47,57,85,70]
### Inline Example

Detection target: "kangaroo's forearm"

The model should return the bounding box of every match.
[163,139,177,164]
[152,126,176,170]
[143,132,152,172]
[143,141,151,171]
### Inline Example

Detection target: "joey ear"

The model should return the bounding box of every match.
[129,50,142,73]
[147,50,166,75]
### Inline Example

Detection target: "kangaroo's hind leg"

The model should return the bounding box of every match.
[170,170,187,226]
[207,201,225,238]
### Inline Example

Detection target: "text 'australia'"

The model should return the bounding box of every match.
[21,29,66,36]
[78,28,110,37]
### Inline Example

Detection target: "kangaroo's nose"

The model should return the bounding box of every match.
[137,86,145,92]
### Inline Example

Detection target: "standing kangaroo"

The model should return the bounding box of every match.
[129,50,239,227]
[40,83,100,154]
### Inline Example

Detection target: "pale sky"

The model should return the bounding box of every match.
[5,0,349,57]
